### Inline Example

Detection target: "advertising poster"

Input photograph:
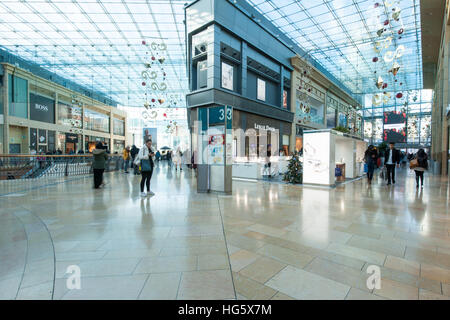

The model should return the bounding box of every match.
[221,62,234,91]
[143,128,158,147]
[30,93,55,124]
[208,129,224,165]
[257,78,266,101]
[383,111,406,143]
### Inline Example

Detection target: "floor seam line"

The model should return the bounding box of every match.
[22,204,58,300]
[175,272,183,300]
[216,194,237,300]
[13,213,29,300]
[136,273,151,300]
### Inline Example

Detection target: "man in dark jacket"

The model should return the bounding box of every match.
[384,142,401,185]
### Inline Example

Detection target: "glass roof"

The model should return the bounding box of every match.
[0,0,423,107]
[247,0,423,96]
[0,0,190,107]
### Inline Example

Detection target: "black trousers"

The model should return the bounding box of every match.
[415,170,424,186]
[93,168,104,188]
[140,169,153,192]
[386,164,396,184]
[367,161,375,181]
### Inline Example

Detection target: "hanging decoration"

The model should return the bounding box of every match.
[370,0,406,93]
[376,76,384,89]
[141,40,168,111]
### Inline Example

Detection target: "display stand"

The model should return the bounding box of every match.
[303,129,367,186]
[196,105,233,194]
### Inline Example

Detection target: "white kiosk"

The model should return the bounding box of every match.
[303,129,367,186]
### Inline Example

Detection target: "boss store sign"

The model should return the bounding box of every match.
[30,93,55,124]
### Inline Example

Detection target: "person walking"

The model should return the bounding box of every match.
[384,142,401,185]
[156,150,161,162]
[134,139,155,197]
[93,142,108,189]
[173,147,183,171]
[123,146,130,173]
[167,150,172,167]
[364,145,378,185]
[413,148,428,189]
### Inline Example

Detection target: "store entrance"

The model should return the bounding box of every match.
[66,142,75,154]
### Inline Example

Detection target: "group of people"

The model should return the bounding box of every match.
[93,140,156,197]
[106,142,188,197]
[364,142,428,188]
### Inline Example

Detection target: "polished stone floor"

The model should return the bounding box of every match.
[0,162,449,300]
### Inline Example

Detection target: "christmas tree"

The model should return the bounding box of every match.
[283,153,303,184]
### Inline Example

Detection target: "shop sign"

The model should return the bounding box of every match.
[30,93,55,124]
[254,124,276,132]
[66,133,78,143]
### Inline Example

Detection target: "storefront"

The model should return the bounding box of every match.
[58,102,82,128]
[85,135,110,152]
[30,128,55,153]
[232,109,291,161]
[113,139,125,153]
[84,108,110,133]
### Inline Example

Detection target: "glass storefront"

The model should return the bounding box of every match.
[326,106,337,128]
[232,110,291,161]
[85,135,110,153]
[8,74,28,119]
[113,118,125,136]
[113,139,125,153]
[58,103,82,127]
[84,108,110,133]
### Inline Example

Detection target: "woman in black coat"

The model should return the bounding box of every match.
[413,149,428,188]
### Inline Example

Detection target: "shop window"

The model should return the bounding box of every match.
[245,136,249,158]
[257,78,266,101]
[8,74,28,119]
[193,59,208,90]
[113,118,125,136]
[58,103,82,127]
[326,106,337,128]
[30,128,38,152]
[84,108,110,133]
[48,131,55,153]
[283,89,289,109]
[339,112,347,127]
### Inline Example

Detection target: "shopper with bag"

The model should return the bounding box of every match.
[364,145,378,185]
[135,139,155,197]
[384,142,401,185]
[411,148,428,188]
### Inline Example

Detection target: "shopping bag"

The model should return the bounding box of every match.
[141,159,152,171]
[364,163,368,173]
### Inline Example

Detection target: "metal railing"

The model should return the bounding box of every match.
[0,154,124,180]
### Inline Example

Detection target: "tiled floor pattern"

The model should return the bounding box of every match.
[0,162,449,300]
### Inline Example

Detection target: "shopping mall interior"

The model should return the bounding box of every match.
[0,0,449,303]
